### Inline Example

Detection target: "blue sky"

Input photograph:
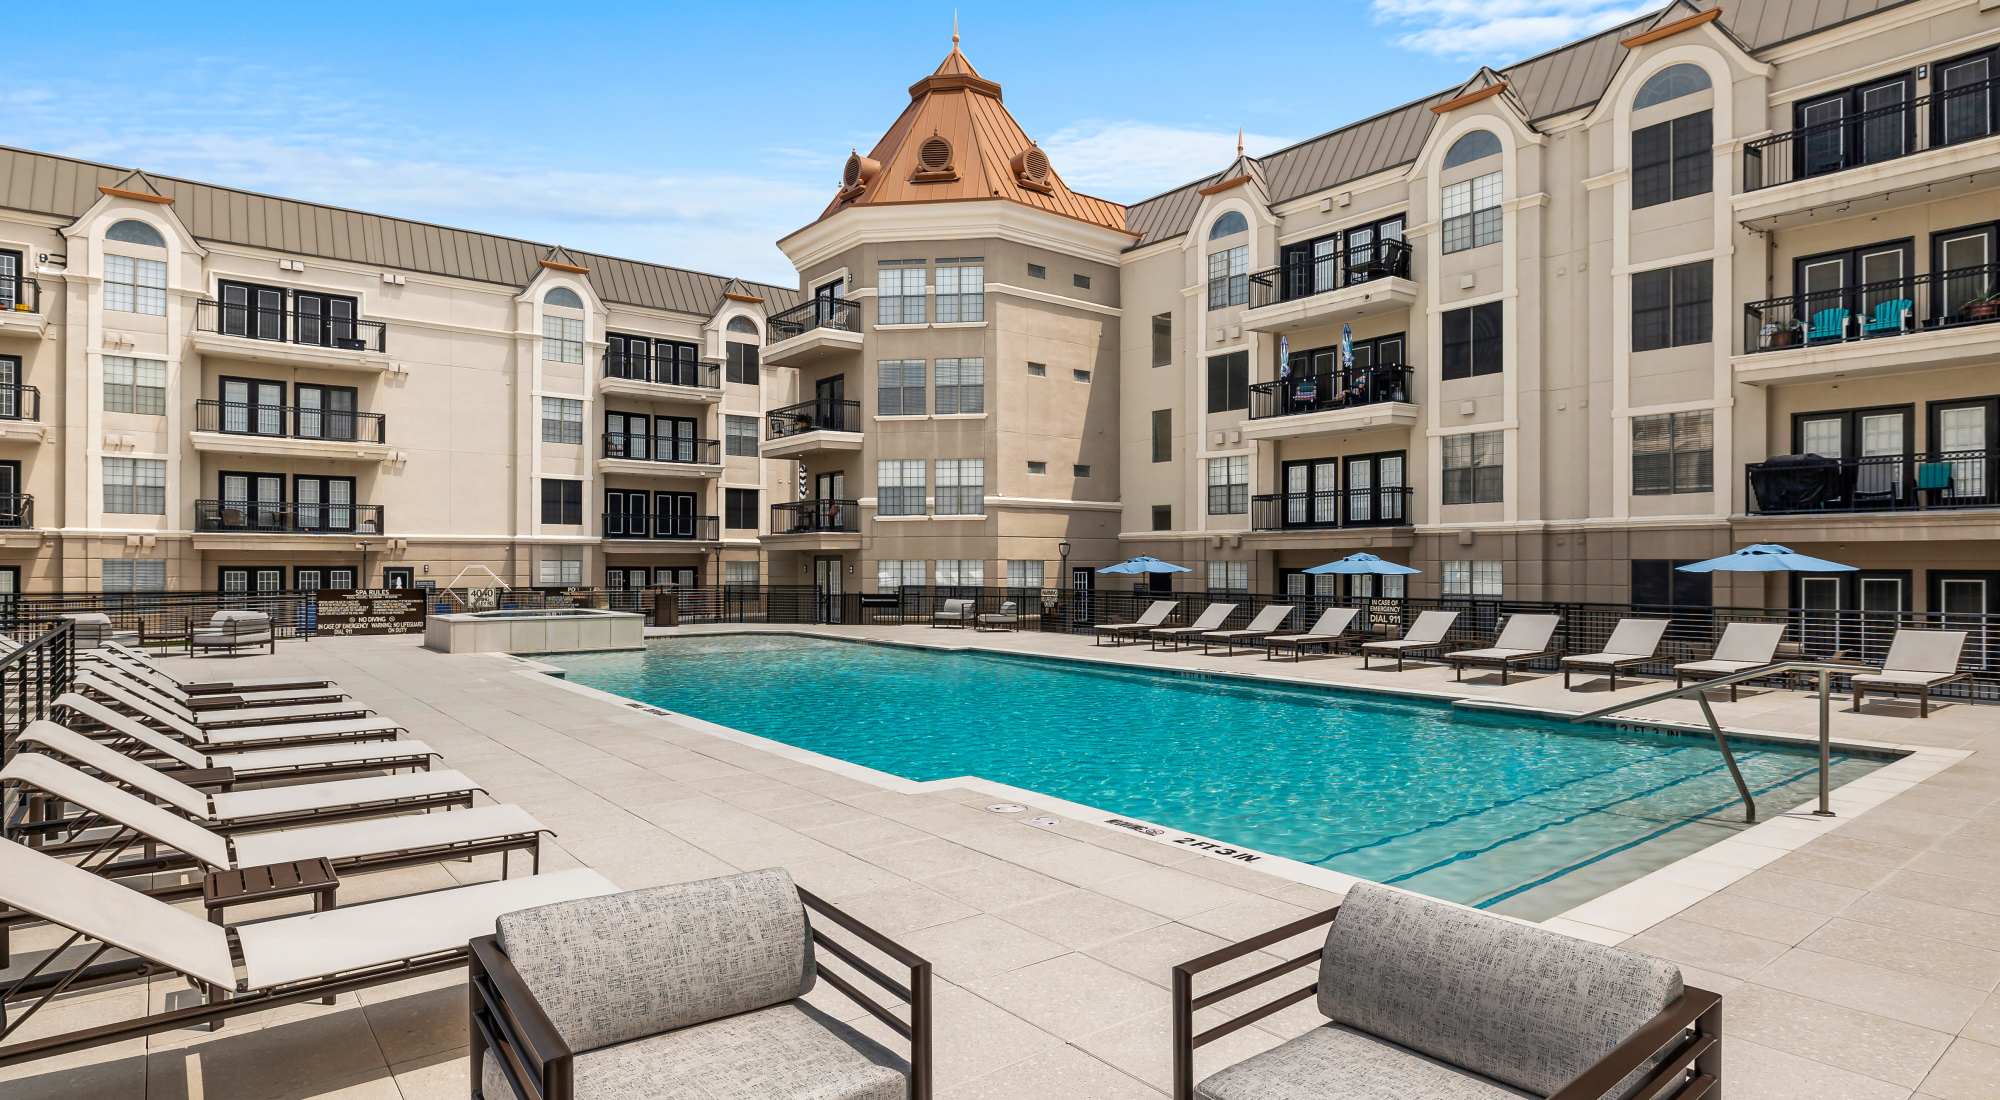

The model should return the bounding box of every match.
[7,1,1655,284]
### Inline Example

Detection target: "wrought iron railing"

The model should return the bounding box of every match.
[771,499,860,534]
[600,511,719,540]
[602,352,720,390]
[195,399,386,443]
[0,387,38,423]
[193,300,388,352]
[194,499,384,534]
[1249,365,1413,419]
[768,296,862,343]
[1742,263,2000,353]
[602,432,721,465]
[1247,239,1412,309]
[1251,486,1413,530]
[767,397,861,438]
[1745,76,2000,190]
[1745,450,1995,514]
[0,276,40,316]
[0,495,30,530]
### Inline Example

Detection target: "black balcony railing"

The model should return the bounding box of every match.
[195,399,386,443]
[0,276,40,316]
[1247,240,1412,310]
[768,296,861,343]
[0,386,39,423]
[767,398,861,439]
[600,511,719,540]
[771,499,860,534]
[602,353,721,390]
[1251,486,1414,531]
[1249,365,1413,420]
[0,494,32,529]
[194,499,384,534]
[1745,77,2000,191]
[194,300,388,352]
[1746,450,1996,515]
[1742,264,2000,353]
[602,432,720,465]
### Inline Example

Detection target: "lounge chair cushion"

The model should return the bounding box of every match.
[1562,652,1649,668]
[1674,659,1763,677]
[1446,648,1539,663]
[479,1001,905,1100]
[1318,883,1681,1097]
[496,868,815,1055]
[211,610,271,626]
[1878,630,1967,674]
[1852,670,1960,688]
[1197,1023,1531,1100]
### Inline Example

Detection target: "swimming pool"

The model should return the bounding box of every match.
[552,635,1890,917]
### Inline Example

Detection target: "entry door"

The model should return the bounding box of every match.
[656,416,698,464]
[1856,411,1908,506]
[222,379,285,435]
[0,461,19,528]
[0,356,19,420]
[815,375,846,429]
[384,567,415,589]
[1931,400,1997,506]
[0,250,16,311]
[814,278,846,326]
[220,567,286,595]
[654,567,696,587]
[1281,460,1338,528]
[1345,451,1407,526]
[605,412,648,460]
[1857,574,1908,661]
[814,556,844,624]
[293,291,357,348]
[1854,77,1913,165]
[222,473,284,530]
[1934,227,1997,323]
[1936,51,1997,145]
[297,385,357,441]
[605,490,649,537]
[1796,254,1850,337]
[815,471,846,530]
[295,476,355,532]
[220,281,286,341]
[654,491,696,538]
[1797,575,1843,656]
[1795,94,1849,178]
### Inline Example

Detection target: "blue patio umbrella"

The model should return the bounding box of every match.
[1675,543,1856,574]
[1303,552,1421,576]
[1097,555,1192,575]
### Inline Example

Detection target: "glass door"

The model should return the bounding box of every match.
[657,416,698,464]
[1797,574,1843,656]
[1855,77,1912,166]
[221,378,285,435]
[297,385,356,441]
[0,356,18,421]
[221,473,284,530]
[654,491,696,538]
[815,471,846,530]
[1345,451,1407,525]
[1856,411,1908,507]
[1934,227,1996,324]
[1855,243,1913,335]
[1856,574,1907,661]
[1796,254,1850,341]
[814,556,844,624]
[0,461,18,529]
[220,282,286,341]
[605,412,647,460]
[1795,94,1847,178]
[814,278,845,327]
[0,250,17,311]
[1281,460,1337,528]
[1930,399,1997,507]
[1936,51,1996,145]
[654,567,696,587]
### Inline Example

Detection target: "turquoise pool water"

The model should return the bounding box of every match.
[552,635,1890,915]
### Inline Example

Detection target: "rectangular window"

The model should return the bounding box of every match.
[1207,245,1249,309]
[1151,504,1172,531]
[725,340,759,384]
[1632,559,1713,608]
[935,458,985,515]
[1631,261,1712,352]
[540,479,582,524]
[1072,369,1092,383]
[724,560,758,587]
[876,460,927,516]
[1441,302,1503,380]
[1072,273,1091,290]
[877,262,927,325]
[1442,560,1504,597]
[103,559,167,593]
[105,255,167,315]
[1006,560,1045,588]
[1632,410,1714,495]
[724,415,759,457]
[1027,263,1046,279]
[935,261,985,323]
[1151,409,1172,463]
[1026,362,1047,377]
[103,457,166,514]
[1206,455,1249,515]
[542,316,583,364]
[1206,561,1249,592]
[724,487,760,529]
[877,559,926,591]
[935,357,985,414]
[104,356,167,415]
[1152,313,1172,367]
[1206,352,1249,412]
[540,397,583,444]
[1073,464,1091,478]
[1441,431,1505,504]
[1441,171,1503,254]
[936,559,985,587]
[1632,110,1713,210]
[537,554,583,587]
[1027,460,1047,474]
[877,360,926,416]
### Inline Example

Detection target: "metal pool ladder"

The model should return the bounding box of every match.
[1567,661,1867,824]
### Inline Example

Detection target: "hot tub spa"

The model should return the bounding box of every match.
[423,607,645,654]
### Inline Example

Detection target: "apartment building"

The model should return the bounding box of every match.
[0,152,796,596]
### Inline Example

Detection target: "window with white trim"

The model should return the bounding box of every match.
[1632,410,1714,495]
[724,415,759,457]
[935,559,984,587]
[103,559,167,593]
[540,397,583,444]
[1441,431,1504,505]
[935,260,984,323]
[1206,561,1249,592]
[724,560,758,587]
[1442,560,1503,597]
[103,457,166,514]
[877,261,926,325]
[877,360,926,416]
[876,460,926,516]
[1441,171,1503,254]
[1207,245,1248,309]
[935,357,984,414]
[1206,455,1248,515]
[876,559,926,591]
[1006,560,1045,588]
[536,554,584,587]
[935,459,985,515]
[542,316,583,364]
[1631,261,1711,352]
[104,356,167,415]
[105,255,167,315]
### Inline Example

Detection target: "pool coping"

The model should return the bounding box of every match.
[511,629,1970,942]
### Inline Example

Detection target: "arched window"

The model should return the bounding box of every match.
[106,219,166,247]
[726,316,758,334]
[543,286,583,309]
[1442,131,1503,170]
[1634,64,1711,110]
[1207,210,1248,240]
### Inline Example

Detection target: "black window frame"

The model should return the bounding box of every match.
[1206,351,1249,413]
[1632,109,1713,210]
[1151,504,1172,531]
[1441,431,1504,505]
[1631,261,1713,352]
[1441,302,1503,380]
[725,340,759,385]
[540,478,583,525]
[1631,559,1714,609]
[1631,409,1715,495]
[1151,409,1172,463]
[724,487,759,530]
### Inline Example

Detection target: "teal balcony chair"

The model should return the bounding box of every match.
[1805,306,1850,343]
[1861,297,1913,336]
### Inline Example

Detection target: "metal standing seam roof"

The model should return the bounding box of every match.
[1122,0,1921,250]
[0,144,799,316]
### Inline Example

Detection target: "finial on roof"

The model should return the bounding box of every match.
[952,10,959,46]
[1237,128,1245,158]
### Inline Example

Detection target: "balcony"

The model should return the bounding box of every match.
[1740,451,2000,542]
[190,301,389,372]
[0,494,33,529]
[1241,242,1416,336]
[598,353,722,403]
[1242,365,1418,442]
[760,398,863,459]
[194,500,384,536]
[1738,77,2000,227]
[190,399,389,461]
[1736,264,2000,384]
[763,297,863,367]
[597,432,723,479]
[770,499,861,536]
[0,277,48,340]
[0,386,45,443]
[602,511,720,543]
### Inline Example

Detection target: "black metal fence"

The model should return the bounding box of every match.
[767,296,861,342]
[767,398,861,438]
[3,592,318,644]
[1746,451,1995,514]
[194,299,388,352]
[194,499,385,535]
[603,352,720,390]
[1247,239,1412,309]
[0,621,75,765]
[195,399,386,443]
[0,275,40,315]
[1250,487,1413,531]
[1249,365,1413,420]
[772,499,860,534]
[0,386,39,423]
[603,432,721,465]
[1744,75,2000,191]
[1742,264,2000,353]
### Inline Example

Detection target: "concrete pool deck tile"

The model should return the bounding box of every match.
[1558,876,1712,935]
[1090,864,1263,921]
[1755,949,1987,1033]
[962,953,1166,1044]
[1723,983,1953,1088]
[956,1043,1166,1100]
[1074,1007,1288,1095]
[1841,893,2000,953]
[1676,891,1833,946]
[1797,918,2000,990]
[1620,917,1792,979]
[1918,1037,2000,1100]
[896,913,1071,982]
[1724,1037,1915,1100]
[924,860,1074,911]
[855,835,1008,880]
[996,887,1174,950]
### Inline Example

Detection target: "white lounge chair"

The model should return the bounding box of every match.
[1360,611,1459,671]
[1445,613,1561,685]
[98,639,334,695]
[1149,603,1237,650]
[1264,607,1360,662]
[54,692,439,781]
[71,675,406,750]
[0,836,616,1063]
[1561,618,1670,690]
[1093,600,1177,646]
[1674,622,1786,701]
[930,598,974,628]
[1852,630,1969,717]
[976,600,1020,631]
[75,668,374,731]
[87,649,346,710]
[1201,605,1294,655]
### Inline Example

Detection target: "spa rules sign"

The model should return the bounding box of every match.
[313,589,428,636]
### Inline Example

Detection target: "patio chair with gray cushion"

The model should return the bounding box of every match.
[1263,607,1360,662]
[1673,621,1786,701]
[1200,604,1293,655]
[1359,610,1459,671]
[1444,613,1562,685]
[1093,600,1177,646]
[929,598,973,628]
[471,867,931,1100]
[1149,603,1237,650]
[189,610,276,657]
[1173,881,1719,1100]
[1851,629,1969,717]
[975,600,1020,632]
[1560,618,1670,691]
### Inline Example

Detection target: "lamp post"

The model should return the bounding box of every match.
[1058,540,1072,589]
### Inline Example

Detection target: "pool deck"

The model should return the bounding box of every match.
[4,626,1998,1099]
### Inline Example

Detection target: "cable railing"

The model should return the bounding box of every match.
[1250,486,1413,530]
[602,432,720,465]
[194,399,385,443]
[1745,76,2000,191]
[601,353,720,390]
[193,300,387,352]
[1249,365,1413,419]
[193,499,384,534]
[1247,239,1413,309]
[1746,450,1994,514]
[767,398,861,438]
[768,296,861,343]
[1742,263,2000,352]
[0,621,75,777]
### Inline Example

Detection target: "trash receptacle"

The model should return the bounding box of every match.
[652,590,680,627]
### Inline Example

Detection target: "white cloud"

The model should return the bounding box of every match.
[1370,0,1657,62]
[1039,121,1294,202]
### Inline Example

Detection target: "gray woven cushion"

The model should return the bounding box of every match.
[497,868,815,1054]
[1196,1024,1531,1100]
[479,1001,904,1100]
[1319,882,1681,1096]
[211,610,271,625]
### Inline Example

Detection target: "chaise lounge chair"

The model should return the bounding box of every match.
[1200,605,1294,655]
[1560,618,1670,690]
[98,639,334,695]
[470,868,933,1100]
[1444,613,1561,685]
[72,675,406,751]
[976,600,1020,632]
[1172,881,1720,1100]
[1263,607,1360,662]
[1851,629,1969,717]
[930,598,973,628]
[1093,600,1177,646]
[1149,603,1237,650]
[53,693,439,782]
[1673,622,1786,701]
[1359,610,1459,671]
[86,659,347,713]
[75,668,373,730]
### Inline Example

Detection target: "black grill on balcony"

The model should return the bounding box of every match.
[0,275,40,315]
[195,399,386,443]
[1249,365,1413,420]
[1742,264,2000,353]
[1247,240,1412,310]
[1746,451,1996,515]
[766,398,861,439]
[767,297,861,343]
[602,432,720,465]
[0,386,40,423]
[1744,76,2000,191]
[0,494,32,529]
[194,301,387,352]
[602,353,720,390]
[1251,487,1413,531]
[195,500,384,534]
[771,499,860,534]
[601,511,719,540]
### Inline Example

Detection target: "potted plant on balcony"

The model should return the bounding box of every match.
[1965,291,2000,322]
[1760,320,1803,349]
